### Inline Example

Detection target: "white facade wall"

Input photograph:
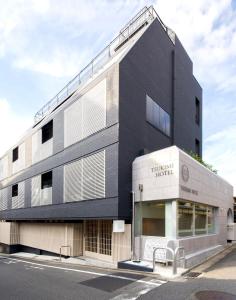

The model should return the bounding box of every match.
[132,146,234,264]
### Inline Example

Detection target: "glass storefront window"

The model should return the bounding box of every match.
[195,204,207,235]
[135,202,165,237]
[208,207,215,234]
[178,201,194,237]
[177,201,216,237]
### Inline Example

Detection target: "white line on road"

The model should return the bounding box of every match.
[5,257,166,287]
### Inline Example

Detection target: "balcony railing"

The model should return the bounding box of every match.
[34,6,175,124]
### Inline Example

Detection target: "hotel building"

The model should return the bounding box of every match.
[0,6,233,268]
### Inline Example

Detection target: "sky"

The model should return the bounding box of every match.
[0,0,235,194]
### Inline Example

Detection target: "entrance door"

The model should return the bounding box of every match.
[84,220,112,261]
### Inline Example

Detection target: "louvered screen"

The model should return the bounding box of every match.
[64,79,106,148]
[31,175,41,207]
[12,181,24,209]
[0,188,8,211]
[82,79,106,138]
[0,155,8,181]
[41,187,52,206]
[64,150,105,203]
[64,159,83,202]
[83,151,105,200]
[64,99,83,148]
[32,130,53,164]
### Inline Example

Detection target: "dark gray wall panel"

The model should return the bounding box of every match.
[118,19,202,219]
[0,197,119,220]
[52,166,64,205]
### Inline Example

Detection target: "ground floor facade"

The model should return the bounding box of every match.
[0,220,131,265]
[132,146,234,268]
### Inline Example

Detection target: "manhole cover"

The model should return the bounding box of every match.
[192,291,236,300]
[185,272,202,278]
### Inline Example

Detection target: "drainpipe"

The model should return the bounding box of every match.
[131,191,135,261]
[138,184,143,261]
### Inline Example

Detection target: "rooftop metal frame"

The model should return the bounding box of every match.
[34,6,175,124]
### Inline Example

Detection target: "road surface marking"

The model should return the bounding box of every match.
[6,257,165,287]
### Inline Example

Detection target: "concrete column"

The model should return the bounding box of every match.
[165,200,177,239]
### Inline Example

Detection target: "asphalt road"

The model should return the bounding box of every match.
[140,246,236,300]
[0,255,165,300]
[1,247,236,300]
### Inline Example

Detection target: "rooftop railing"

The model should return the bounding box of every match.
[34,6,174,124]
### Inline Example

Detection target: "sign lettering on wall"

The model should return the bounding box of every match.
[151,163,174,177]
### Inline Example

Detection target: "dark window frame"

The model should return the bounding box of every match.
[12,147,19,162]
[195,97,200,125]
[41,171,52,189]
[42,120,53,144]
[146,95,171,137]
[195,139,200,156]
[12,184,18,197]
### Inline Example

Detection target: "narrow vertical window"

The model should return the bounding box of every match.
[195,97,200,125]
[12,184,18,197]
[195,139,200,156]
[41,171,52,189]
[42,120,53,144]
[12,147,19,162]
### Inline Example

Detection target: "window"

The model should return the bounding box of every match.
[195,139,200,156]
[146,95,171,136]
[12,147,18,162]
[12,184,18,197]
[41,171,52,189]
[178,201,194,237]
[42,120,53,144]
[177,201,216,237]
[135,202,165,237]
[195,97,200,125]
[195,204,207,235]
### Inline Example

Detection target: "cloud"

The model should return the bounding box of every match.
[204,125,236,195]
[154,0,236,193]
[0,0,147,78]
[156,0,236,93]
[0,99,32,157]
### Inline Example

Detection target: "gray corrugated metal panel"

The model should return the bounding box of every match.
[25,179,31,208]
[82,151,105,200]
[0,188,8,211]
[105,143,118,199]
[64,79,107,148]
[0,197,119,220]
[2,124,119,188]
[64,159,83,202]
[18,181,25,208]
[52,166,64,205]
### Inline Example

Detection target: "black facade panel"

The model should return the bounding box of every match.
[118,19,202,218]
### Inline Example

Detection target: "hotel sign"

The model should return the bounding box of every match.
[151,163,174,177]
